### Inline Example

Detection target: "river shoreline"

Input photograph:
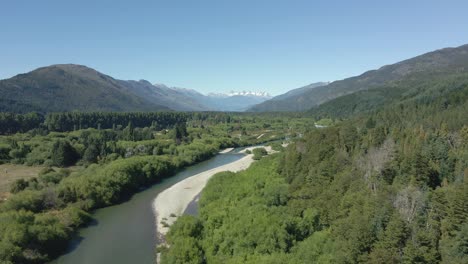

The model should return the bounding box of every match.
[218,147,234,154]
[52,150,248,264]
[153,146,272,243]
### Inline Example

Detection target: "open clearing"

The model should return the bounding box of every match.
[0,164,44,199]
[0,164,82,200]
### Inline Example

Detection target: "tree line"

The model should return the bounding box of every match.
[0,111,304,135]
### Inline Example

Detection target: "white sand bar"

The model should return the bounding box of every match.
[218,147,234,154]
[153,146,273,240]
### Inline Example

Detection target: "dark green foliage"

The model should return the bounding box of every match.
[0,112,44,135]
[162,217,204,264]
[51,140,78,167]
[83,144,99,163]
[44,111,187,132]
[367,213,409,263]
[310,71,468,121]
[0,207,90,263]
[174,123,188,144]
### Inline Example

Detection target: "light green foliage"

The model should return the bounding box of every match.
[268,142,284,151]
[315,118,334,126]
[10,179,28,194]
[164,156,295,262]
[0,207,89,263]
[252,147,268,160]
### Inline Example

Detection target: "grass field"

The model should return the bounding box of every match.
[0,164,44,200]
[0,164,84,201]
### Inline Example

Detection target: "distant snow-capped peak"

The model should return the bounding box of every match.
[208,91,271,98]
[228,91,271,97]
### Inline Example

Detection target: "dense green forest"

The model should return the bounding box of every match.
[309,72,468,120]
[0,111,307,135]
[0,112,311,263]
[162,81,468,262]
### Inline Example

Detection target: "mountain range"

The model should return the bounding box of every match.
[0,65,271,113]
[1,44,467,114]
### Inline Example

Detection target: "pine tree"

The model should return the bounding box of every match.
[51,140,78,167]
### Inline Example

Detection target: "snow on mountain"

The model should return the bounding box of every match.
[227,91,271,97]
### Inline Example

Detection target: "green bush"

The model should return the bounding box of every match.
[252,147,267,160]
[38,169,69,185]
[10,179,28,194]
[268,142,284,151]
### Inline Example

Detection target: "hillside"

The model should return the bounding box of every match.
[248,82,328,111]
[309,71,468,119]
[119,81,212,111]
[0,64,272,113]
[0,64,169,113]
[250,44,468,112]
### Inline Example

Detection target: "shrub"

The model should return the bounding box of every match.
[252,147,268,160]
[10,179,28,194]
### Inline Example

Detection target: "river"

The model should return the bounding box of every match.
[52,149,245,264]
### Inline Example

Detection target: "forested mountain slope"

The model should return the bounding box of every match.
[163,66,468,263]
[309,71,468,119]
[0,64,169,113]
[248,82,328,111]
[118,81,212,111]
[250,44,468,112]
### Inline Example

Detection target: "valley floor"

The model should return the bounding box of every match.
[153,146,274,241]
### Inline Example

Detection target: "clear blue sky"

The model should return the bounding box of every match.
[1,0,467,95]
